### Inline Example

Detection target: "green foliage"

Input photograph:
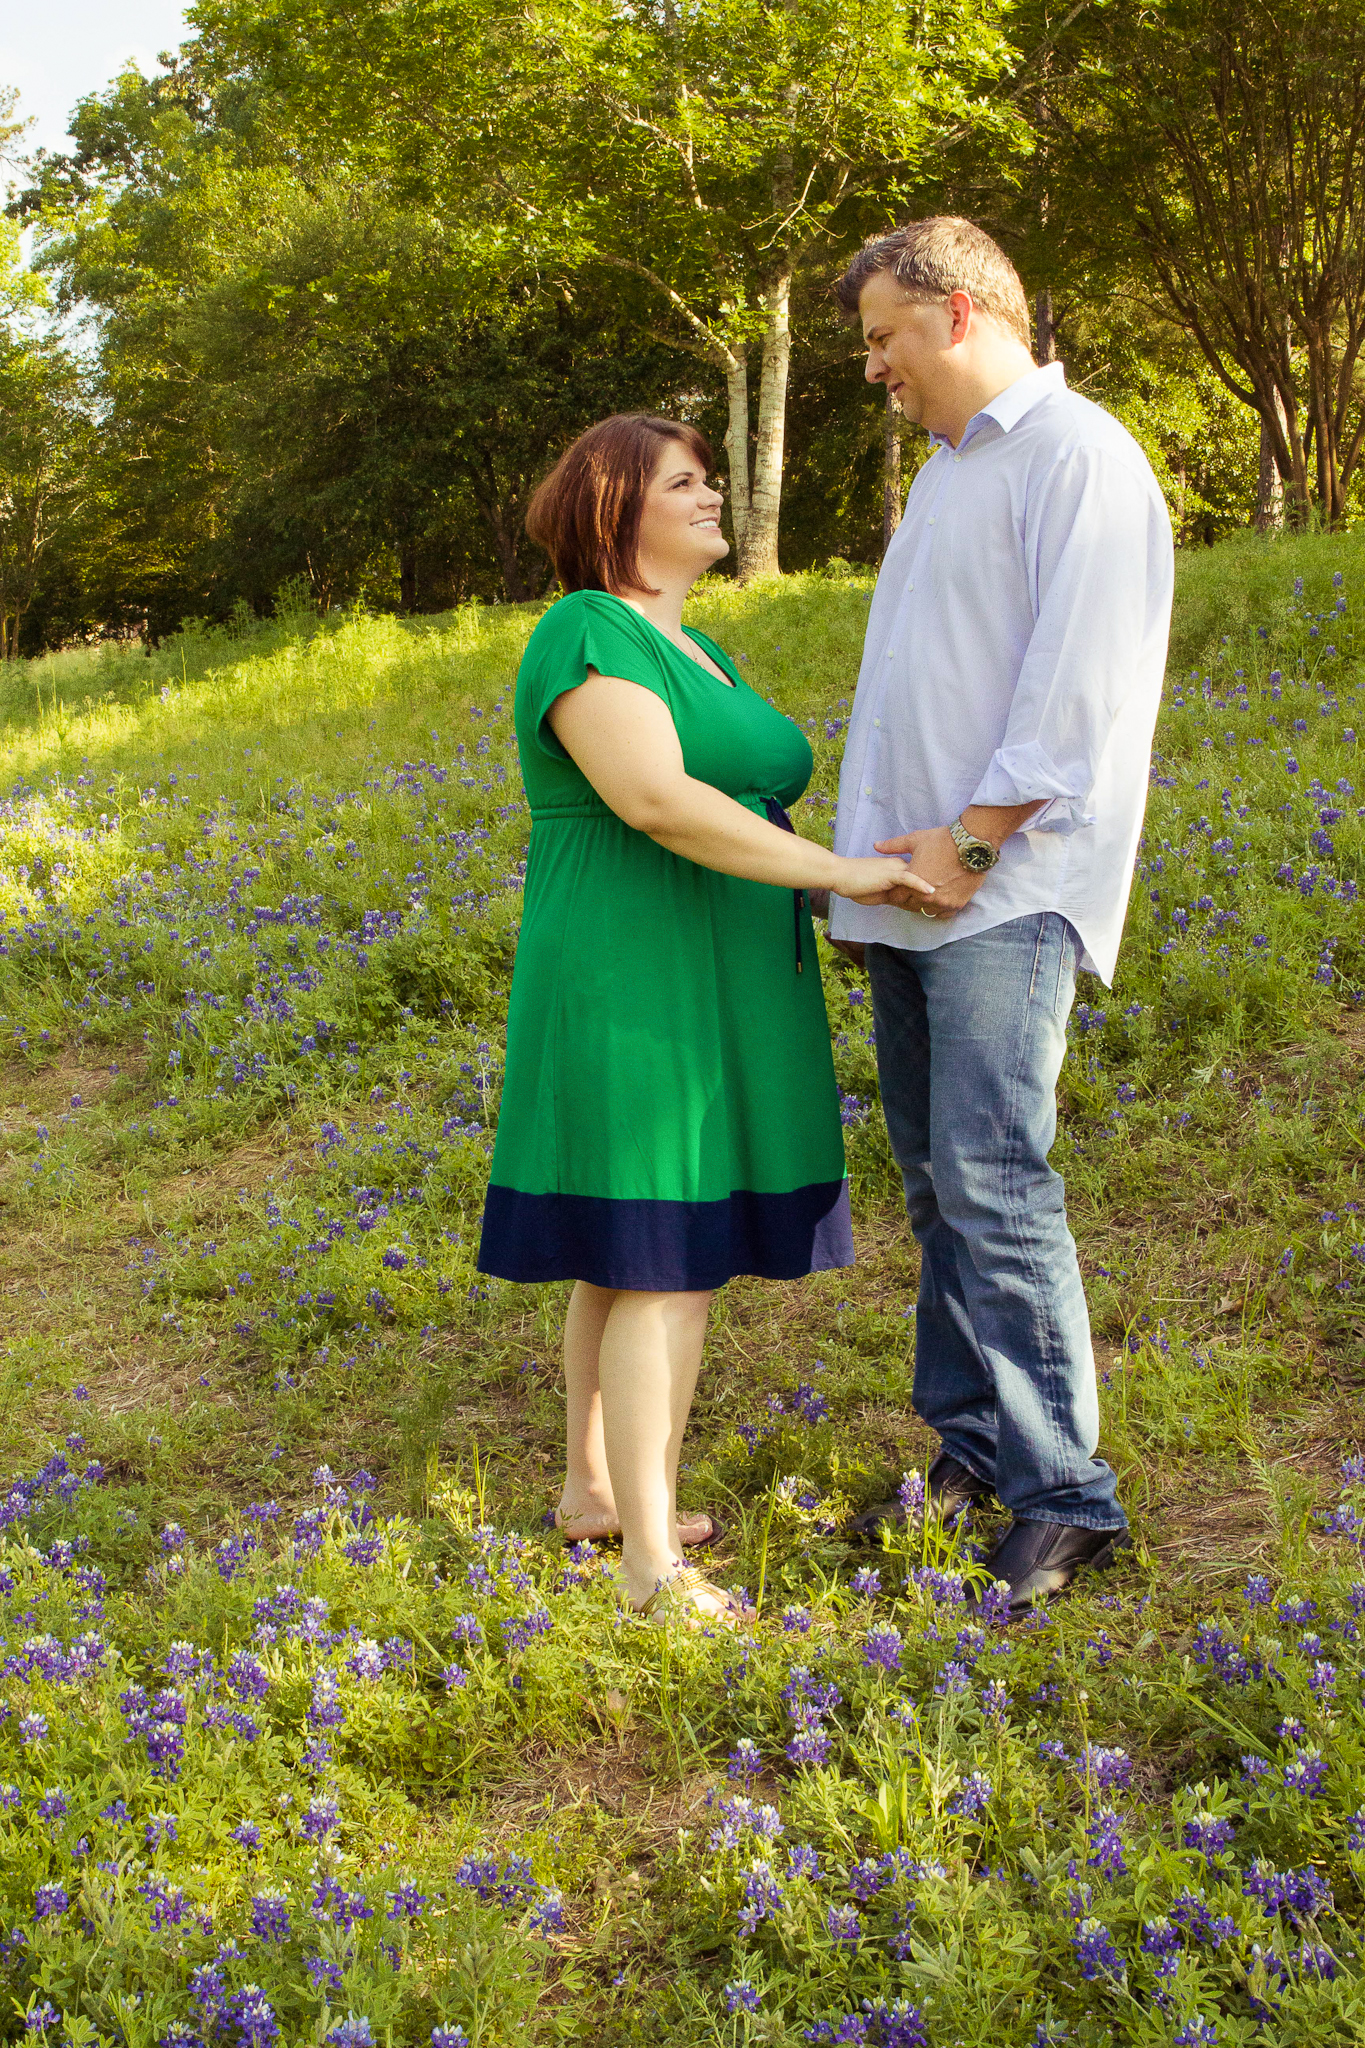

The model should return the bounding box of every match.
[0,542,1364,2040]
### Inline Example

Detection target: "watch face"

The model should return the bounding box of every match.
[963,843,996,872]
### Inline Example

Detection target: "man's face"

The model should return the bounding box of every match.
[859,269,955,432]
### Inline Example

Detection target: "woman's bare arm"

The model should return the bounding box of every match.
[547,674,932,906]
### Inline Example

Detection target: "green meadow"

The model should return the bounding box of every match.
[1,532,1364,2046]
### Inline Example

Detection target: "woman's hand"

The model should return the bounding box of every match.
[833,855,935,908]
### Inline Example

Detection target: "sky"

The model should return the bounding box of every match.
[2,1,192,162]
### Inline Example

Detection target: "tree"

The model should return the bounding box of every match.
[0,335,90,657]
[194,0,1024,579]
[21,61,702,630]
[1041,0,1365,525]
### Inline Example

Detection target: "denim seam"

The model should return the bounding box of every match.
[1003,919,1072,1496]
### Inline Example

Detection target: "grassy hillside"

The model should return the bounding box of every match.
[0,530,1363,2046]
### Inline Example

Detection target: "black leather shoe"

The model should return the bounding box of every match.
[969,1517,1130,1614]
[844,1451,994,1543]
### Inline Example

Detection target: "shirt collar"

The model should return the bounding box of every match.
[933,361,1067,450]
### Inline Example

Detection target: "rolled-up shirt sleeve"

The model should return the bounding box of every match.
[968,445,1171,835]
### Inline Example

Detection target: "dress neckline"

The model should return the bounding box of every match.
[598,590,737,687]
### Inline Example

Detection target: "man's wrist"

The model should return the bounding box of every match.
[959,801,1043,850]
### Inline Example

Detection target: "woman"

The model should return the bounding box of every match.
[477,414,930,1623]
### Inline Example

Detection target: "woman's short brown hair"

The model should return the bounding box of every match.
[526,414,715,595]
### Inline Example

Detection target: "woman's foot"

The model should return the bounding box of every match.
[553,1501,723,1549]
[625,1561,751,1630]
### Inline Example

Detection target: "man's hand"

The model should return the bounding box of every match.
[872,825,987,918]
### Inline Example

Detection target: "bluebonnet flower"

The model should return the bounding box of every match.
[301,1795,341,1841]
[502,1609,552,1654]
[529,1889,565,1934]
[1174,2023,1217,2046]
[737,1860,783,1934]
[806,1998,926,2047]
[934,1661,971,1696]
[430,2030,470,2048]
[32,1883,69,1920]
[1170,1892,1236,1947]
[781,1606,812,1635]
[1071,1918,1125,1981]
[1086,1806,1127,1876]
[227,1653,270,1702]
[384,1884,427,1916]
[976,1580,1013,1625]
[1077,1745,1132,1790]
[826,1904,862,1946]
[850,1567,881,1598]
[727,1739,762,1781]
[708,1797,784,1850]
[250,1892,291,1942]
[18,1713,48,1746]
[911,1566,966,1606]
[1183,1812,1235,1862]
[24,2005,60,2033]
[724,1983,761,2015]
[1141,1916,1180,1960]
[309,1669,344,1730]
[787,1843,820,1880]
[449,1615,483,1644]
[327,2020,373,2048]
[36,1789,69,1823]
[231,1822,261,1850]
[1243,1860,1332,1921]
[864,1625,902,1673]
[1282,1747,1328,1797]
[950,1771,992,1818]
[980,1679,1009,1723]
[1308,1660,1337,1700]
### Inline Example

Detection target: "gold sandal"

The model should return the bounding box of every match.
[631,1562,753,1629]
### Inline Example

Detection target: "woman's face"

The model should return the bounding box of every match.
[635,442,729,584]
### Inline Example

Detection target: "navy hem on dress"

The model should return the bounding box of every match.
[477,1180,855,1289]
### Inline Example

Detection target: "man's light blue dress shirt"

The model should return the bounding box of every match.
[830,362,1175,984]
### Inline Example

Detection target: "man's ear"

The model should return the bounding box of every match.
[946,290,975,347]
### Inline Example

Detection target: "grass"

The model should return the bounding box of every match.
[0,530,1364,2045]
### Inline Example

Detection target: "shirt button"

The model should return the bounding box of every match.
[927,516,936,525]
[908,581,914,591]
[954,455,963,464]
[863,785,872,796]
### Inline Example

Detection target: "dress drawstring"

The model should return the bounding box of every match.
[762,797,805,974]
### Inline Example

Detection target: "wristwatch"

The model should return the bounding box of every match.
[949,817,1000,873]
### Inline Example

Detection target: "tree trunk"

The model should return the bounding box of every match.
[1255,390,1287,532]
[399,544,418,613]
[737,271,791,581]
[883,388,902,553]
[723,352,752,565]
[1035,287,1056,366]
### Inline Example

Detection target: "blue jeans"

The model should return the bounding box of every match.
[867,914,1125,1530]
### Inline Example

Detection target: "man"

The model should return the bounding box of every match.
[829,216,1174,1611]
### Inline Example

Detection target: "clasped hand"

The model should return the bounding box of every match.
[869,824,989,918]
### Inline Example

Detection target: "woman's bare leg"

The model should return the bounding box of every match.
[597,1287,721,1608]
[556,1279,716,1553]
[557,1280,618,1530]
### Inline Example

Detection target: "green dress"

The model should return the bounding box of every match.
[477,588,854,1290]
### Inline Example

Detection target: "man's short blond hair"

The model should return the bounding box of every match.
[835,216,1032,350]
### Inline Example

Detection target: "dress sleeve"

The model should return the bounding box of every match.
[522,593,672,759]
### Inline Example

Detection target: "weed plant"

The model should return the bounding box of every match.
[0,537,1363,2044]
